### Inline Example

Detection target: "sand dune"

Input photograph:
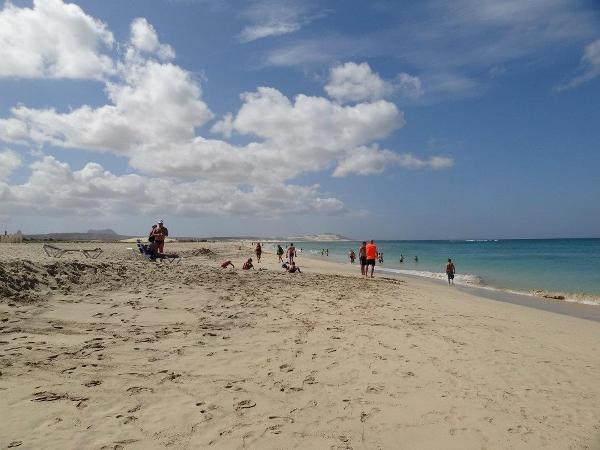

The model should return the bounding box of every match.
[1,242,599,449]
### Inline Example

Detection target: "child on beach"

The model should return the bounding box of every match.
[221,260,234,269]
[255,243,262,263]
[243,258,254,270]
[287,262,302,273]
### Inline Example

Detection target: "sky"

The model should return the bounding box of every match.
[0,0,599,239]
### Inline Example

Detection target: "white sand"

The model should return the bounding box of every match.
[1,241,599,449]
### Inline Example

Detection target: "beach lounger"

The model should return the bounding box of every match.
[135,240,181,264]
[43,244,103,259]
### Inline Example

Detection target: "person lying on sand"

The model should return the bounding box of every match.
[221,260,234,269]
[242,258,254,270]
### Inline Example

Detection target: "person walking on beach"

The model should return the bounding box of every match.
[276,244,284,262]
[287,243,297,264]
[255,243,262,263]
[358,241,367,275]
[365,240,378,278]
[150,220,168,253]
[446,258,455,285]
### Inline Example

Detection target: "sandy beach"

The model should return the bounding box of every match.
[1,241,599,449]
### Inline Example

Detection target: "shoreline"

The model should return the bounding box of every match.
[292,250,600,322]
[292,248,600,314]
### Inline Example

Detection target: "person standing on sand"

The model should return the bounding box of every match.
[287,243,297,264]
[446,258,455,285]
[151,220,168,253]
[359,241,367,275]
[255,243,262,263]
[365,240,378,277]
[276,244,284,262]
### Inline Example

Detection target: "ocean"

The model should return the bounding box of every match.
[269,239,600,306]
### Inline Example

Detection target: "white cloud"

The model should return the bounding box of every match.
[3,57,213,155]
[0,149,22,180]
[0,6,453,218]
[555,39,600,91]
[130,17,175,60]
[325,62,421,103]
[0,156,345,217]
[239,0,323,42]
[0,0,114,79]
[210,113,234,138]
[333,146,453,177]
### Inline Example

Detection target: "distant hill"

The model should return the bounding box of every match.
[25,228,129,242]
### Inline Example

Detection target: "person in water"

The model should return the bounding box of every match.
[365,240,378,277]
[446,258,455,285]
[378,252,384,263]
[255,243,262,263]
[349,249,356,264]
[358,241,367,276]
[276,244,284,262]
[399,254,404,263]
[414,255,418,263]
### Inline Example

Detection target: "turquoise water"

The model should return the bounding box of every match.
[273,239,600,303]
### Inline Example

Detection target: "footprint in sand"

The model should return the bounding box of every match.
[234,399,256,411]
[279,364,294,372]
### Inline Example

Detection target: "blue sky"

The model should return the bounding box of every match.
[0,0,599,239]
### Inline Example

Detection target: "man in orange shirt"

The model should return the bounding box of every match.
[365,240,378,278]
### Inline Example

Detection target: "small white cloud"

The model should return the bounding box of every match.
[0,149,22,180]
[555,38,600,91]
[325,62,422,103]
[333,146,453,177]
[239,0,323,42]
[130,17,175,60]
[0,0,114,80]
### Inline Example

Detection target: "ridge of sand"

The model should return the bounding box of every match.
[1,241,599,449]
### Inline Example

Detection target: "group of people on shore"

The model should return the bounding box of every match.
[144,224,455,283]
[220,242,302,273]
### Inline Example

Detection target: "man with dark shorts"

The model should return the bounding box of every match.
[446,258,455,285]
[358,241,367,275]
[365,240,378,278]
